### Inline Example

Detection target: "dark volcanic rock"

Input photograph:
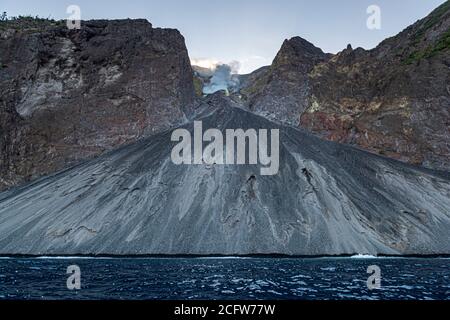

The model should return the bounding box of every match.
[242,2,450,171]
[0,19,195,191]
[0,95,449,255]
[241,37,330,125]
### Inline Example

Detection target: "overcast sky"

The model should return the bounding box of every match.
[2,0,446,73]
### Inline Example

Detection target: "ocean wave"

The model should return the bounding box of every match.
[35,256,110,260]
[195,256,251,260]
[350,254,377,259]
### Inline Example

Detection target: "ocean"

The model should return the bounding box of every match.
[0,257,449,300]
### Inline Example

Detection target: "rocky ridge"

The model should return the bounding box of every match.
[241,2,450,171]
[0,19,195,191]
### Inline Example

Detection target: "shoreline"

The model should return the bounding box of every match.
[1,253,450,259]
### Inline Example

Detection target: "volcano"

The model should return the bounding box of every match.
[0,94,449,256]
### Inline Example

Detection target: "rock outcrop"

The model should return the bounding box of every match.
[241,1,450,171]
[0,19,195,191]
[0,95,449,256]
[241,37,330,125]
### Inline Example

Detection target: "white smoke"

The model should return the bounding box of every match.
[202,61,241,95]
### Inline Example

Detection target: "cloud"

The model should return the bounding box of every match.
[190,58,220,70]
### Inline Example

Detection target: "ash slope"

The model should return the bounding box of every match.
[0,98,450,255]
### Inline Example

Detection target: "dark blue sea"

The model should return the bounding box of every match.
[0,257,449,300]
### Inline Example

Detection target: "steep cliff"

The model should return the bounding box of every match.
[0,19,195,191]
[242,1,450,171]
[241,37,330,125]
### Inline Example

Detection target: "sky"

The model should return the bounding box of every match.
[2,0,447,73]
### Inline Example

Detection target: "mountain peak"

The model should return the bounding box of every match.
[239,2,450,171]
[278,36,327,59]
[272,36,329,72]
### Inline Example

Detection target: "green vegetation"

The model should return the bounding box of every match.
[433,28,450,52]
[403,51,428,65]
[404,28,450,65]
[403,0,450,65]
[240,71,271,98]
[410,1,450,46]
[193,76,204,97]
[0,12,64,32]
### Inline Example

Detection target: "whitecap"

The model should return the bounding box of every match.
[221,290,235,294]
[35,256,110,260]
[267,290,282,295]
[320,267,336,271]
[350,254,377,259]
